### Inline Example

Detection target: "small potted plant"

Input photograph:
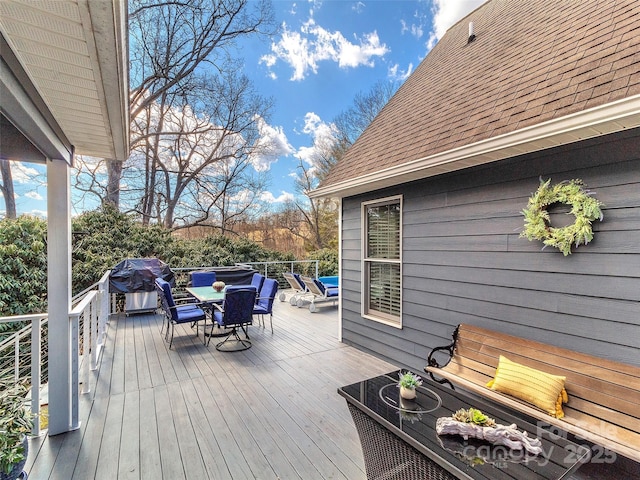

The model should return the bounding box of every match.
[0,380,33,480]
[212,281,226,292]
[398,371,422,400]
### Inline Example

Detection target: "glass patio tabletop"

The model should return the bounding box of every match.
[339,370,590,480]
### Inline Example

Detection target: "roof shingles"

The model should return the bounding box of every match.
[321,0,640,190]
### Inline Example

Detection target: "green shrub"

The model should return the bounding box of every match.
[0,216,47,317]
[0,207,320,316]
[305,248,338,277]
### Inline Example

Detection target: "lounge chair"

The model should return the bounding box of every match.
[279,272,308,305]
[299,275,339,312]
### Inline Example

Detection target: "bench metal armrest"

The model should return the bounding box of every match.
[424,325,460,389]
[427,324,460,368]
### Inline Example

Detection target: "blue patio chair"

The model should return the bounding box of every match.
[211,286,257,351]
[299,275,339,313]
[190,271,216,287]
[253,278,278,333]
[250,273,265,298]
[155,278,208,348]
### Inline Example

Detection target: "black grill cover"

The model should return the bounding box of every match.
[109,258,174,293]
[210,266,258,285]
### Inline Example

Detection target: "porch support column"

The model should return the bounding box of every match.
[47,158,76,435]
[338,198,343,342]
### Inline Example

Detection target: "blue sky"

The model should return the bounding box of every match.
[7,0,485,218]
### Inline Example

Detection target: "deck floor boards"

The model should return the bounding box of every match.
[27,295,396,479]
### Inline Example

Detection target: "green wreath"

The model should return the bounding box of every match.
[520,178,604,256]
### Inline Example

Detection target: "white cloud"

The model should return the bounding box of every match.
[28,209,47,219]
[295,145,319,167]
[352,1,365,14]
[251,116,295,172]
[401,6,430,40]
[230,188,258,206]
[401,18,424,39]
[10,163,40,183]
[24,191,43,201]
[427,0,487,50]
[260,18,389,81]
[294,112,338,169]
[388,62,413,81]
[260,190,295,203]
[302,112,335,140]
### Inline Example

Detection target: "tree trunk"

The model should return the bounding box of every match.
[105,159,122,208]
[0,159,17,218]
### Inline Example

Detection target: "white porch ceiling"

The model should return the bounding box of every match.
[0,0,129,160]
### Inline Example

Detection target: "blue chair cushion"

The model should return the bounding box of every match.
[174,305,206,324]
[324,287,339,298]
[253,305,269,315]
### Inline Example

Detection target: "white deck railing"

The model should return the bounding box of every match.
[0,313,46,436]
[0,261,327,436]
[0,270,112,436]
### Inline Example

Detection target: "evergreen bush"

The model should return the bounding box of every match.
[0,207,335,317]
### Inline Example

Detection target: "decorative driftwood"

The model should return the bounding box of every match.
[436,417,543,455]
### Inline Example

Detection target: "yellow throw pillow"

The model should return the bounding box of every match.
[486,355,568,418]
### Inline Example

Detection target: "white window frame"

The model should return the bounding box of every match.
[361,195,402,328]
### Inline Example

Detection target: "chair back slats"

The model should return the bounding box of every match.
[283,272,304,291]
[293,273,306,290]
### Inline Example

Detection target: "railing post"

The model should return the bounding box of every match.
[91,292,98,370]
[1,314,47,437]
[70,312,80,429]
[31,316,41,436]
[14,337,19,383]
[82,303,91,394]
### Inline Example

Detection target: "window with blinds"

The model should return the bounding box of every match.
[362,196,402,327]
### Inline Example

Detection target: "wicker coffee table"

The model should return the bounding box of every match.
[339,371,589,480]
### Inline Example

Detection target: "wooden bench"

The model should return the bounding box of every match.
[424,323,640,462]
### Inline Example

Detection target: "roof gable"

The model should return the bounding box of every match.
[315,0,640,198]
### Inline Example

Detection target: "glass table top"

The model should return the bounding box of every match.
[185,286,226,302]
[339,370,590,480]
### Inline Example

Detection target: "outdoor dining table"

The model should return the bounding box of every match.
[339,371,590,480]
[185,286,228,337]
[185,286,226,304]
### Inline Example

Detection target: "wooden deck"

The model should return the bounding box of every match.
[25,296,396,480]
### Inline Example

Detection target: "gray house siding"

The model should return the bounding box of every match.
[341,128,640,372]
